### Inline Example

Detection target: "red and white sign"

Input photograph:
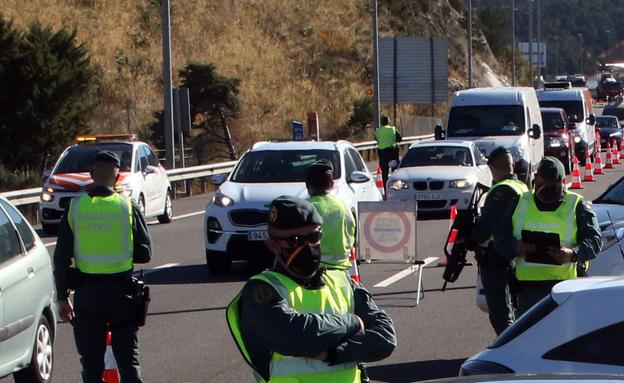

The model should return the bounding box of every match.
[358,202,417,262]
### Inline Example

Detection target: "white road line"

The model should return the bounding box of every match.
[139,262,180,275]
[45,242,57,248]
[373,256,439,288]
[148,210,204,224]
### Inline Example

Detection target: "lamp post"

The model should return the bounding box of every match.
[578,33,583,72]
[536,0,542,80]
[372,0,380,131]
[161,0,175,169]
[468,0,473,88]
[512,0,517,85]
[528,0,534,86]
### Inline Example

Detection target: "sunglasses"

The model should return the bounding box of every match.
[271,230,323,247]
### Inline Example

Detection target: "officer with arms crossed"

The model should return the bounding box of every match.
[470,147,528,335]
[54,151,152,383]
[494,157,601,316]
[375,115,402,194]
[227,196,396,383]
[306,160,355,271]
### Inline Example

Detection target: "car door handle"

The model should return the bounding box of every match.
[27,267,34,278]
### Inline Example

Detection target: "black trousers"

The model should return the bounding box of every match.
[72,279,143,383]
[516,281,558,317]
[378,147,399,193]
[480,261,516,335]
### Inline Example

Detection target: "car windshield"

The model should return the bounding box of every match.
[603,108,624,121]
[447,105,525,137]
[401,146,473,167]
[542,112,565,131]
[596,117,619,129]
[54,143,133,173]
[230,149,340,183]
[595,177,624,205]
[539,100,584,122]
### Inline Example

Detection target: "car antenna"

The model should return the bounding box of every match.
[607,210,624,259]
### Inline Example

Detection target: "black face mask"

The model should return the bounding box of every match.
[536,185,562,204]
[279,243,322,280]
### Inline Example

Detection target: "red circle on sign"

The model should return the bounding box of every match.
[363,211,411,253]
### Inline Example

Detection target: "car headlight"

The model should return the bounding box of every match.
[610,131,622,137]
[41,192,54,202]
[212,192,235,207]
[389,179,409,190]
[114,183,133,197]
[574,135,582,143]
[449,178,474,189]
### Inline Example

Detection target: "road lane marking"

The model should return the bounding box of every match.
[373,256,438,288]
[45,242,57,248]
[139,262,180,275]
[148,210,204,224]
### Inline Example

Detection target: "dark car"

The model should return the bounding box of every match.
[596,115,622,150]
[540,107,575,174]
[597,75,623,102]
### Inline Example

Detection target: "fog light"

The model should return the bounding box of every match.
[41,192,54,202]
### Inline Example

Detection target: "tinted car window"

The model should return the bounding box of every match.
[401,146,473,167]
[448,105,526,137]
[603,108,624,121]
[542,112,565,131]
[539,101,584,122]
[0,200,35,252]
[231,150,341,183]
[0,207,23,263]
[596,117,619,129]
[55,143,133,173]
[143,146,159,167]
[595,177,624,205]
[344,151,357,178]
[347,148,367,172]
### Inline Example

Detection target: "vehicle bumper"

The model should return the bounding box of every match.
[544,146,570,163]
[385,188,473,211]
[40,191,82,224]
[204,212,273,260]
[574,141,589,158]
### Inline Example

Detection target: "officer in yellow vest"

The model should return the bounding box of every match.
[54,150,152,383]
[306,160,355,271]
[470,147,528,335]
[375,115,402,193]
[227,196,396,383]
[494,157,601,316]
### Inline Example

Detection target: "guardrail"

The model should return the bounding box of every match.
[0,134,434,207]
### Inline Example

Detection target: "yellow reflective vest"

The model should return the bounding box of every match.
[308,194,355,270]
[512,191,582,281]
[226,269,359,383]
[481,178,529,246]
[68,193,133,274]
[375,125,398,150]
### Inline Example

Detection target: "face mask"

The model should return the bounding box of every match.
[279,243,322,280]
[536,184,562,204]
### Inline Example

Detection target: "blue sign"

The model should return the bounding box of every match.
[292,121,304,141]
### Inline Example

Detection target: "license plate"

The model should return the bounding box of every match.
[415,193,442,201]
[247,231,268,241]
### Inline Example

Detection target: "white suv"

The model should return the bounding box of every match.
[40,135,172,234]
[204,140,382,274]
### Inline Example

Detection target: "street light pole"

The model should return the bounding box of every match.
[537,0,542,80]
[468,0,473,88]
[528,0,533,86]
[372,0,380,131]
[161,0,175,169]
[512,0,516,86]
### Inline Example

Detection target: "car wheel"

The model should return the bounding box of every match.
[206,250,231,275]
[157,191,173,224]
[13,316,53,383]
[138,195,146,217]
[41,223,57,236]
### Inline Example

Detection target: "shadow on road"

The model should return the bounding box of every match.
[367,358,466,383]
[143,263,258,285]
[417,211,450,221]
[147,306,227,317]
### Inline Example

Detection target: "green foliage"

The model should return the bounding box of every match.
[0,15,99,177]
[333,96,372,140]
[477,6,509,57]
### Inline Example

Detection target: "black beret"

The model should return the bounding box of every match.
[537,156,565,182]
[306,159,333,178]
[268,195,323,230]
[93,150,121,168]
[487,146,511,165]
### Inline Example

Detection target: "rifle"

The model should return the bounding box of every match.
[442,182,490,291]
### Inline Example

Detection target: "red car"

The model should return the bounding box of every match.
[540,107,576,174]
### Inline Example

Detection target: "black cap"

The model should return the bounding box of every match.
[306,159,333,178]
[93,150,121,168]
[536,156,565,182]
[487,146,511,165]
[268,196,323,230]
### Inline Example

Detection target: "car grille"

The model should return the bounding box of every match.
[418,200,447,209]
[412,181,444,190]
[228,209,268,227]
[413,181,427,190]
[42,208,63,220]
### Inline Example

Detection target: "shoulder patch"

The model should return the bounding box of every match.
[252,283,276,305]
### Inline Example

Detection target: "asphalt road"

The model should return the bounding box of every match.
[4,149,623,383]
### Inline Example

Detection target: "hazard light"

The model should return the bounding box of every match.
[75,134,136,143]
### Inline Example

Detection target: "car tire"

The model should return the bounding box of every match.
[206,250,231,275]
[41,223,57,236]
[138,195,146,217]
[13,316,53,383]
[157,191,173,224]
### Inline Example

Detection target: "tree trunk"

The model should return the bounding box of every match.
[219,108,238,160]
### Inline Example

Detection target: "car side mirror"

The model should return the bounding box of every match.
[478,158,488,166]
[144,165,157,175]
[434,124,445,140]
[211,173,228,186]
[569,114,578,123]
[529,124,541,139]
[348,171,370,183]
[42,169,52,181]
[587,114,596,126]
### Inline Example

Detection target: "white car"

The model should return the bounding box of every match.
[0,197,57,383]
[592,176,624,228]
[461,276,624,376]
[204,140,382,274]
[386,141,492,211]
[587,219,624,277]
[40,135,172,234]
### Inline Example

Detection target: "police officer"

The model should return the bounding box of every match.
[227,196,396,383]
[494,157,601,316]
[306,160,355,270]
[470,147,528,335]
[54,150,152,383]
[375,115,402,193]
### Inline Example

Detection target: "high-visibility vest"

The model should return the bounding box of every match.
[308,194,355,270]
[512,191,582,281]
[375,125,397,150]
[68,193,133,274]
[481,178,529,246]
[226,270,359,383]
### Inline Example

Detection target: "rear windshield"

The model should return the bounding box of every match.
[401,146,473,167]
[55,143,133,173]
[447,105,525,137]
[539,100,584,122]
[603,108,624,121]
[541,112,565,131]
[230,150,340,183]
[596,117,619,129]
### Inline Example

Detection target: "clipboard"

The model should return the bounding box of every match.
[521,230,561,265]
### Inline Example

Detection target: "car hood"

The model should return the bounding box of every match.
[448,136,525,158]
[47,172,131,192]
[391,166,480,181]
[551,276,623,304]
[217,181,310,204]
[592,203,624,229]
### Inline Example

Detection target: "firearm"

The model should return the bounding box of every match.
[442,182,490,291]
[132,270,151,327]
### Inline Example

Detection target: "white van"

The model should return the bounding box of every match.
[436,87,544,184]
[537,87,596,165]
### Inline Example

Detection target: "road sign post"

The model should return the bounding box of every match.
[307,112,319,141]
[292,121,304,141]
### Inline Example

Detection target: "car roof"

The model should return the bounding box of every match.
[537,88,585,101]
[452,87,533,106]
[540,107,565,114]
[604,102,624,110]
[408,140,474,149]
[250,140,343,151]
[596,115,618,120]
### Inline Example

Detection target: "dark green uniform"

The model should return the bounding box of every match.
[470,175,525,335]
[54,186,152,383]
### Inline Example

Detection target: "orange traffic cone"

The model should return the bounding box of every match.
[583,150,596,182]
[348,248,361,284]
[620,140,624,160]
[442,205,458,265]
[613,140,621,165]
[375,167,386,201]
[570,156,583,189]
[606,142,615,169]
[594,149,605,174]
[103,330,120,383]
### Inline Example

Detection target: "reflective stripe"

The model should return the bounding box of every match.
[481,179,528,246]
[309,194,355,270]
[375,125,397,149]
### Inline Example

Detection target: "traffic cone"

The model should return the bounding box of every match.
[103,330,120,383]
[583,150,596,182]
[606,142,615,169]
[570,156,584,189]
[442,205,458,265]
[375,167,386,201]
[348,248,361,284]
[594,149,605,174]
[619,140,624,160]
[613,140,621,165]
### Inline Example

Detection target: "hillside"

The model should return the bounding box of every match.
[2,0,508,161]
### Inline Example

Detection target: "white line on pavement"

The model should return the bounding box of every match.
[139,262,180,275]
[148,210,204,224]
[373,256,439,288]
[45,242,57,248]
